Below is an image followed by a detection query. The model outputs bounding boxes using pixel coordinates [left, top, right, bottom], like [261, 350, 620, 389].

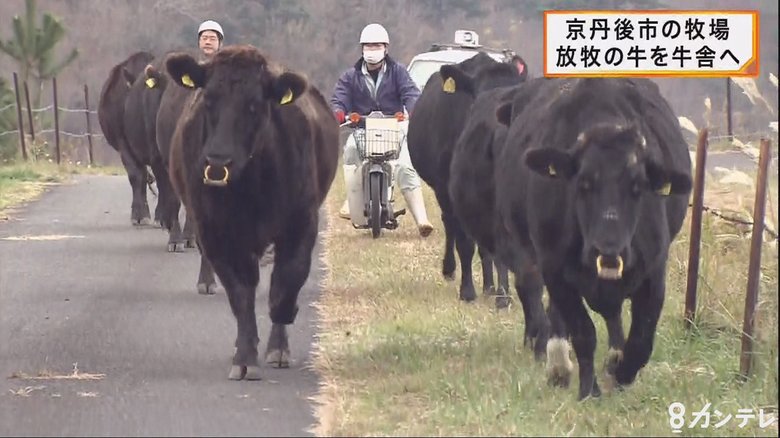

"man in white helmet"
[197, 20, 224, 61]
[330, 23, 434, 237]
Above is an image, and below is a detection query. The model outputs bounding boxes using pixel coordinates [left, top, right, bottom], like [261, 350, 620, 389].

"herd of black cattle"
[97, 44, 693, 400]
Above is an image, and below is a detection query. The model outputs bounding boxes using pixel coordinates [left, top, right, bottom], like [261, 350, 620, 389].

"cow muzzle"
[203, 164, 230, 187]
[596, 254, 624, 280]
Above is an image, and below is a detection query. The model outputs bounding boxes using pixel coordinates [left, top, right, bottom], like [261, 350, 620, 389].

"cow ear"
[166, 53, 206, 89]
[645, 160, 693, 196]
[272, 72, 308, 105]
[496, 102, 512, 127]
[143, 64, 164, 89]
[122, 67, 136, 86]
[524, 148, 576, 179]
[512, 56, 528, 81]
[439, 65, 475, 96]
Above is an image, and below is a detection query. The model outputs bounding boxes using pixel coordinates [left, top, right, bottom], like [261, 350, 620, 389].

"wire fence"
[1, 78, 777, 227]
[0, 74, 112, 166]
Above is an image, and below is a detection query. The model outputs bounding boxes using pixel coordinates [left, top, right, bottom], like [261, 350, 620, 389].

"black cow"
[448, 83, 551, 358]
[122, 56, 178, 231]
[143, 49, 200, 252]
[495, 77, 692, 400]
[166, 45, 339, 379]
[97, 51, 155, 225]
[407, 51, 527, 305]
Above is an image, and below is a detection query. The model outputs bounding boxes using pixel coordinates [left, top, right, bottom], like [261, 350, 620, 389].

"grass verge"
[313, 167, 778, 437]
[0, 161, 124, 215]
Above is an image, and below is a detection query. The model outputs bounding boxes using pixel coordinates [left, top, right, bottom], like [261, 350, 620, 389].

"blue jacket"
[330, 55, 420, 116]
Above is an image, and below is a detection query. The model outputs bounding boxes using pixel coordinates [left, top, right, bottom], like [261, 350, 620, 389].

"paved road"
[0, 175, 326, 437]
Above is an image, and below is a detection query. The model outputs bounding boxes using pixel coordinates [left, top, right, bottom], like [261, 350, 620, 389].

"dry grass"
[312, 162, 779, 437]
[9, 363, 106, 381]
[8, 385, 47, 397]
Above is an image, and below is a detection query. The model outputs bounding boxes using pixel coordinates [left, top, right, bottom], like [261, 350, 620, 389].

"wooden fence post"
[685, 128, 708, 329]
[726, 78, 733, 141]
[23, 81, 35, 142]
[83, 84, 94, 166]
[52, 76, 61, 165]
[739, 138, 772, 380]
[12, 72, 28, 161]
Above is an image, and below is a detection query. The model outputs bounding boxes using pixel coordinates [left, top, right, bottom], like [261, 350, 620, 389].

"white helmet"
[198, 20, 224, 40]
[359, 23, 389, 45]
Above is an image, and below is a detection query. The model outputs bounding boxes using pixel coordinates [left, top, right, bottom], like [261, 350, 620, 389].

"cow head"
[165, 45, 307, 187]
[439, 53, 527, 97]
[524, 123, 692, 280]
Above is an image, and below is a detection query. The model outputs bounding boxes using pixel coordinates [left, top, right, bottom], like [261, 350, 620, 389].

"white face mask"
[363, 48, 385, 65]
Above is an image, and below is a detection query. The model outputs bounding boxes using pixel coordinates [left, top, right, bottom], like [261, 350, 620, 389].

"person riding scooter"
[330, 23, 434, 238]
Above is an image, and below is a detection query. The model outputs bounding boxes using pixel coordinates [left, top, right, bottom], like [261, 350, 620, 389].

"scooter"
[340, 111, 407, 238]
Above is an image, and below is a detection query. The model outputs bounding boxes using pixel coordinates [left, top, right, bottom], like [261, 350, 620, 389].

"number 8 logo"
[668, 402, 686, 431]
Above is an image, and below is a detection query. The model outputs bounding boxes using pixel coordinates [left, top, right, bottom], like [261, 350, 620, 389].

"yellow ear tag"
[280, 88, 293, 105]
[145, 77, 157, 88]
[657, 182, 671, 196]
[443, 77, 456, 93]
[548, 165, 557, 176]
[181, 74, 195, 88]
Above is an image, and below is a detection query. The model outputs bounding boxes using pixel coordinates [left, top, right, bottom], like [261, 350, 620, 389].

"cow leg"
[494, 260, 512, 309]
[265, 213, 318, 368]
[545, 301, 573, 388]
[477, 245, 495, 295]
[601, 308, 626, 393]
[209, 251, 261, 381]
[158, 180, 187, 253]
[166, 202, 186, 253]
[612, 268, 665, 388]
[119, 148, 151, 226]
[515, 261, 551, 359]
[149, 158, 172, 230]
[195, 239, 219, 295]
[434, 191, 457, 281]
[183, 210, 197, 248]
[453, 225, 477, 302]
[543, 272, 600, 400]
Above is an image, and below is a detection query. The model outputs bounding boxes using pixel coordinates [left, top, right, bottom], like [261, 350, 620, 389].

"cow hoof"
[605, 348, 623, 374]
[589, 381, 602, 399]
[265, 349, 290, 368]
[484, 286, 498, 296]
[197, 282, 219, 295]
[185, 238, 197, 249]
[167, 241, 186, 253]
[153, 219, 163, 228]
[228, 365, 262, 380]
[138, 217, 153, 226]
[546, 338, 573, 388]
[442, 259, 456, 281]
[495, 293, 512, 310]
[602, 370, 619, 394]
[459, 286, 477, 303]
[259, 247, 275, 267]
[603, 349, 623, 392]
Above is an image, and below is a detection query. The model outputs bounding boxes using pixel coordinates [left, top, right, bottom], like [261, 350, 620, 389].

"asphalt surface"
[0, 175, 327, 437]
